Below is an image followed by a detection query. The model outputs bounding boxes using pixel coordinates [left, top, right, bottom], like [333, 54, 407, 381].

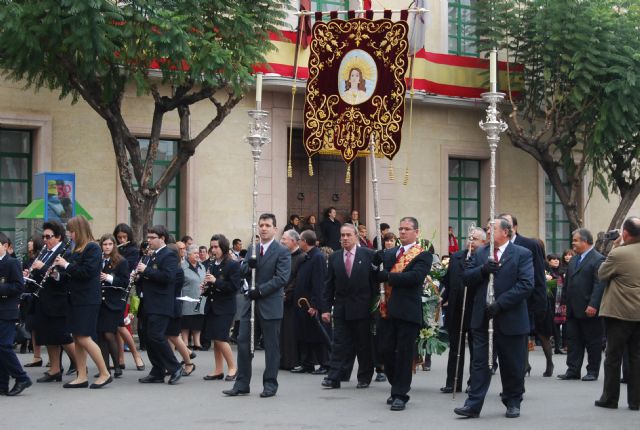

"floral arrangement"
[416, 261, 449, 357]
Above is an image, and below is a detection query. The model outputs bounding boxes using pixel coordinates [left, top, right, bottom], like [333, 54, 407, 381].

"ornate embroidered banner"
[303, 18, 409, 164]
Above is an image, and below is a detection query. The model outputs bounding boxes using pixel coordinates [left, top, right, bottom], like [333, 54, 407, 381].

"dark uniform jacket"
[100, 258, 129, 312]
[324, 246, 377, 320]
[0, 256, 25, 320]
[205, 259, 243, 316]
[564, 249, 606, 319]
[140, 246, 179, 317]
[30, 242, 72, 317]
[62, 241, 102, 306]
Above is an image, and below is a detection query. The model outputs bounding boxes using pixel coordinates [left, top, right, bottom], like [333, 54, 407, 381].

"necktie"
[103, 259, 109, 269]
[260, 245, 264, 257]
[41, 250, 52, 264]
[345, 251, 353, 277]
[493, 247, 499, 262]
[396, 246, 405, 262]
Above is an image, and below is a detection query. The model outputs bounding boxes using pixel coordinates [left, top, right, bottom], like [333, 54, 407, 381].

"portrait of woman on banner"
[338, 50, 377, 106]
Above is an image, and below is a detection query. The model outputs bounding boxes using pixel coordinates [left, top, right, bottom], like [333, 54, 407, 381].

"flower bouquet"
[416, 262, 449, 357]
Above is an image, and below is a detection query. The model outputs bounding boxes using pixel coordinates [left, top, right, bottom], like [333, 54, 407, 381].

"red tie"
[396, 246, 405, 262]
[493, 247, 499, 262]
[345, 251, 353, 277]
[260, 245, 264, 257]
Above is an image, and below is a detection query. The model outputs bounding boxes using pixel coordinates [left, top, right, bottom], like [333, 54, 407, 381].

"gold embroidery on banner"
[304, 18, 408, 164]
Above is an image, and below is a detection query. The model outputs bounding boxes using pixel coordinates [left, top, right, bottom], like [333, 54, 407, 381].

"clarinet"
[24, 246, 49, 283]
[121, 245, 150, 302]
[194, 258, 213, 313]
[33, 239, 72, 298]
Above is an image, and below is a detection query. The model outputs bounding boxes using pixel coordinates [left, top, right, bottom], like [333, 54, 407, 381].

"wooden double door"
[286, 129, 363, 224]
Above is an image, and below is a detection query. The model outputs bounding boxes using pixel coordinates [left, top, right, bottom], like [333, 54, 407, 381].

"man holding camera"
[558, 228, 605, 382]
[595, 216, 640, 411]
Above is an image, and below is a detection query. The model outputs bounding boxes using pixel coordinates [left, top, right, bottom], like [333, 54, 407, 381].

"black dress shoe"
[505, 406, 520, 418]
[454, 406, 480, 418]
[225, 373, 237, 381]
[168, 367, 182, 385]
[260, 390, 276, 398]
[321, 378, 340, 389]
[582, 374, 598, 381]
[223, 387, 249, 396]
[594, 400, 618, 409]
[390, 398, 407, 411]
[114, 368, 123, 378]
[189, 351, 197, 360]
[356, 382, 370, 389]
[290, 366, 313, 374]
[311, 367, 329, 375]
[37, 372, 62, 383]
[387, 396, 394, 405]
[7, 379, 32, 396]
[90, 376, 113, 389]
[629, 405, 639, 411]
[204, 373, 224, 381]
[138, 375, 165, 383]
[440, 386, 454, 394]
[24, 359, 43, 368]
[63, 381, 89, 388]
[557, 373, 580, 380]
[136, 362, 146, 371]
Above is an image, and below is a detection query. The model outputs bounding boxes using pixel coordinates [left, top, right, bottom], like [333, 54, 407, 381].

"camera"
[604, 230, 620, 241]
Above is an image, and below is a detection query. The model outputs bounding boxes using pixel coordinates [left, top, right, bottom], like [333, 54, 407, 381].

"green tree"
[0, 0, 287, 240]
[475, 0, 640, 246]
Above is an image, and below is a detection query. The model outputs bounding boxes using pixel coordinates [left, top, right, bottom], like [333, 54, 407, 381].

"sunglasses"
[42, 234, 54, 240]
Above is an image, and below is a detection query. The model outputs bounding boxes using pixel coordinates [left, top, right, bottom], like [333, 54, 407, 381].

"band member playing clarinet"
[202, 235, 242, 381]
[0, 232, 32, 396]
[454, 218, 533, 418]
[54, 215, 112, 389]
[97, 234, 129, 378]
[224, 213, 290, 397]
[28, 221, 77, 383]
[137, 225, 182, 385]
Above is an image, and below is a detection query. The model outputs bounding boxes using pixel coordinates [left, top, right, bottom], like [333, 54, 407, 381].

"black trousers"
[566, 317, 603, 376]
[600, 318, 640, 408]
[377, 317, 420, 401]
[445, 327, 474, 390]
[0, 319, 30, 389]
[327, 317, 373, 384]
[465, 328, 527, 412]
[145, 314, 180, 377]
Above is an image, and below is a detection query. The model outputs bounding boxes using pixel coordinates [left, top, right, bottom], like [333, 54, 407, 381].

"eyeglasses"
[146, 235, 159, 240]
[42, 234, 54, 240]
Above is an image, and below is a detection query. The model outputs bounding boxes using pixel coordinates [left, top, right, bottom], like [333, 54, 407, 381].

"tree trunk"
[129, 197, 158, 245]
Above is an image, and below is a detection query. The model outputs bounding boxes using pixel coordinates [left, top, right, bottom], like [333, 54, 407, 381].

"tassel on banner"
[345, 164, 351, 184]
[403, 167, 409, 185]
[388, 160, 395, 181]
[308, 157, 314, 176]
[287, 159, 293, 178]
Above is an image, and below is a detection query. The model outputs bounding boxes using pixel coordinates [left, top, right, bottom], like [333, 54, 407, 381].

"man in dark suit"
[321, 224, 376, 389]
[558, 228, 605, 381]
[0, 232, 32, 396]
[374, 217, 432, 411]
[224, 213, 291, 398]
[454, 218, 534, 419]
[440, 226, 486, 393]
[137, 225, 182, 385]
[320, 207, 341, 251]
[294, 229, 329, 374]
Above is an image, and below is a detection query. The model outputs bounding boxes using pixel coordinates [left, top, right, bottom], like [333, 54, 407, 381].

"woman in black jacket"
[54, 215, 111, 389]
[96, 234, 129, 378]
[202, 234, 243, 381]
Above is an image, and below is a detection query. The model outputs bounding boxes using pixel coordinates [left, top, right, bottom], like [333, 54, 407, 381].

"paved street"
[4, 347, 638, 429]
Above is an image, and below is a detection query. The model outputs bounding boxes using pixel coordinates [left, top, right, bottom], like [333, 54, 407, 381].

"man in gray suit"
[558, 228, 606, 381]
[224, 213, 291, 397]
